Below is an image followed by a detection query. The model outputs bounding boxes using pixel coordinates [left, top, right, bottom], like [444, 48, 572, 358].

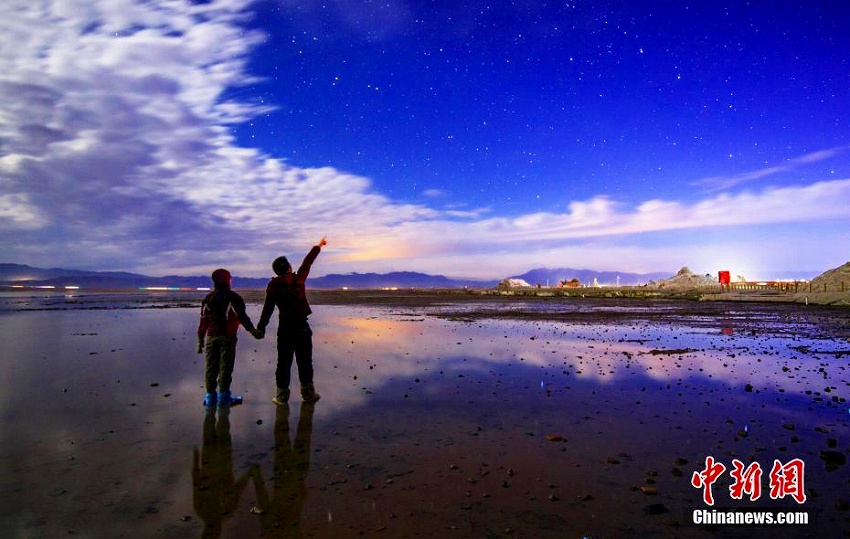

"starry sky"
[2, 0, 850, 280]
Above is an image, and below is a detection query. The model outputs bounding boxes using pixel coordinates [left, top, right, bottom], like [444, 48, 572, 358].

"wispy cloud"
[324, 179, 850, 257]
[693, 147, 849, 191]
[1, 1, 847, 279]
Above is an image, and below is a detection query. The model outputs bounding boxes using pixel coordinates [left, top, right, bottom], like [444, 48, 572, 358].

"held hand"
[318, 236, 328, 247]
[196, 338, 204, 354]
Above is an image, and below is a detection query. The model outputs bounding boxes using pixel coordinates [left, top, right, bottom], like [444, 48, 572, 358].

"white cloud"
[1, 0, 847, 278]
[0, 193, 49, 229]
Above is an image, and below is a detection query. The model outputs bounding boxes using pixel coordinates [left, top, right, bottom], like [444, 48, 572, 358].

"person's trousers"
[275, 320, 313, 390]
[204, 335, 237, 393]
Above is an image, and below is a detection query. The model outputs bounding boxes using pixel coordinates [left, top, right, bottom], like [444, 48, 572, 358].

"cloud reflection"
[300, 308, 845, 408]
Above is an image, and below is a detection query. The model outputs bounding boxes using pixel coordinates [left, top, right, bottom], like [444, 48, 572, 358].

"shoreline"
[3, 286, 850, 311]
[307, 287, 849, 307]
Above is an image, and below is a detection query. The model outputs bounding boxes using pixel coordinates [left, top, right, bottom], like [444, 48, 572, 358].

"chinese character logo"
[691, 456, 806, 505]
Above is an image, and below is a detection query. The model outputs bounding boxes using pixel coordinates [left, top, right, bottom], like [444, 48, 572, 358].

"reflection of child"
[197, 268, 262, 407]
[192, 407, 258, 535]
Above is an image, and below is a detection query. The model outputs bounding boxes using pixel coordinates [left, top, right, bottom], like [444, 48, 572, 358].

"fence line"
[723, 281, 847, 293]
[495, 281, 849, 295]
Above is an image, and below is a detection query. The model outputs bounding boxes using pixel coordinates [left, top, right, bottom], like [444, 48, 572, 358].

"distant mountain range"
[0, 263, 497, 289]
[0, 263, 675, 290]
[511, 267, 671, 287]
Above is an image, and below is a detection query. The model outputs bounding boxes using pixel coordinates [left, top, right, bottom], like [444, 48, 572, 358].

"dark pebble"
[646, 503, 669, 515]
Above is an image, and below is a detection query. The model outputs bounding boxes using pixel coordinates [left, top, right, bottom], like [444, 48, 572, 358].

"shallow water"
[0, 290, 205, 311]
[0, 299, 847, 538]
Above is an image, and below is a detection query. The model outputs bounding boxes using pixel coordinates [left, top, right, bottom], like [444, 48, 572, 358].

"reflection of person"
[253, 403, 315, 536]
[197, 268, 262, 407]
[192, 407, 257, 538]
[256, 238, 327, 404]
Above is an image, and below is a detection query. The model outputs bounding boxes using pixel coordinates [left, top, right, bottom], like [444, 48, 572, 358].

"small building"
[498, 278, 532, 289]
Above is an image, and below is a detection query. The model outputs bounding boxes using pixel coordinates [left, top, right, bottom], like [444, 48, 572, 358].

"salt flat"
[0, 292, 847, 538]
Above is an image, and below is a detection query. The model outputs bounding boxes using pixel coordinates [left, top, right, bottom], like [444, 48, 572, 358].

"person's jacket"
[198, 288, 256, 338]
[258, 246, 321, 331]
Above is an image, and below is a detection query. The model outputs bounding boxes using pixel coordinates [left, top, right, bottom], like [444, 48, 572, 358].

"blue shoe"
[203, 391, 218, 408]
[218, 390, 243, 407]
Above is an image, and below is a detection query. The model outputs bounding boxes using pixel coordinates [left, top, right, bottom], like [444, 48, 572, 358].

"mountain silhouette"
[0, 263, 684, 290]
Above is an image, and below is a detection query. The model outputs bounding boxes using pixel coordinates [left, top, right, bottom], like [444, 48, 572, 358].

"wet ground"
[0, 291, 848, 538]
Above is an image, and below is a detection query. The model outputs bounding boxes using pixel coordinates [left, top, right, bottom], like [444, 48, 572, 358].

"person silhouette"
[252, 402, 316, 536]
[255, 237, 327, 405]
[192, 407, 257, 538]
[197, 268, 263, 407]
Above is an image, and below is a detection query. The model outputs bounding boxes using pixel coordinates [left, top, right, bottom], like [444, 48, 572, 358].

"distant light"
[140, 286, 180, 291]
[196, 287, 210, 291]
[35, 285, 55, 289]
[341, 286, 349, 291]
[65, 286, 80, 290]
[12, 285, 24, 289]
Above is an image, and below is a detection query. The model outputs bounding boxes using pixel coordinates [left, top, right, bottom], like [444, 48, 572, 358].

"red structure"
[718, 271, 731, 286]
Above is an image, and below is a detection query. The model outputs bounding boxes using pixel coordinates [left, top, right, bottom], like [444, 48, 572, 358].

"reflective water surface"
[0, 297, 847, 538]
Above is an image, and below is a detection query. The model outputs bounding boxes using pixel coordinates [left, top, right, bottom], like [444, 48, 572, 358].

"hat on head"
[211, 268, 232, 288]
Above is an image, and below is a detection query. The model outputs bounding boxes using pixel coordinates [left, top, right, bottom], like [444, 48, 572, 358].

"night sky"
[3, 0, 850, 280]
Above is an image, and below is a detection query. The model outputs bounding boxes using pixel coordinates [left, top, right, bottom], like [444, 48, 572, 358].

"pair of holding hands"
[195, 328, 264, 353]
[250, 328, 265, 339]
[196, 236, 326, 353]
